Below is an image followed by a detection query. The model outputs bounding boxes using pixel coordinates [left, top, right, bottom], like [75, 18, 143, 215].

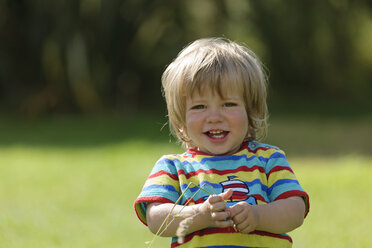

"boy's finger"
[208, 189, 233, 206]
[210, 201, 227, 212]
[227, 202, 244, 217]
[214, 219, 234, 228]
[221, 188, 233, 201]
[211, 210, 231, 220]
[208, 194, 224, 204]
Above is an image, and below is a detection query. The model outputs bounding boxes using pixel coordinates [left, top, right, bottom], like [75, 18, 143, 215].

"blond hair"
[162, 37, 268, 148]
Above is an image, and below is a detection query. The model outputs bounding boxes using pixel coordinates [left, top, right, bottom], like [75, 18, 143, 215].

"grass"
[0, 142, 174, 248]
[290, 156, 372, 248]
[0, 114, 371, 247]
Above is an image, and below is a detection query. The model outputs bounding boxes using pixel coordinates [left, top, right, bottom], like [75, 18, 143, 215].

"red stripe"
[252, 231, 293, 243]
[266, 166, 294, 179]
[180, 197, 201, 205]
[233, 191, 248, 196]
[171, 227, 236, 247]
[134, 196, 175, 204]
[224, 184, 248, 189]
[251, 194, 267, 203]
[171, 227, 292, 247]
[184, 194, 267, 206]
[148, 170, 179, 180]
[232, 196, 248, 201]
[178, 165, 265, 179]
[194, 198, 205, 204]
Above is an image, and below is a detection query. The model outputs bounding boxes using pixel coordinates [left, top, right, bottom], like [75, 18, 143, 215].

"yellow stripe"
[178, 170, 267, 186]
[253, 148, 285, 158]
[144, 175, 180, 190]
[267, 170, 297, 188]
[256, 199, 267, 205]
[176, 232, 291, 248]
[163, 148, 283, 163]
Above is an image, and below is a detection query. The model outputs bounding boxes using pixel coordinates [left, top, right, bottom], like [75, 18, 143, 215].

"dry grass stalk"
[146, 183, 215, 247]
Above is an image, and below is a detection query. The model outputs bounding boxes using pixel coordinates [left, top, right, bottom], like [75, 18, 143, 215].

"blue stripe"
[199, 154, 257, 163]
[154, 143, 286, 174]
[181, 181, 220, 193]
[157, 155, 270, 172]
[142, 184, 178, 193]
[265, 152, 286, 162]
[199, 153, 285, 164]
[180, 179, 270, 202]
[246, 178, 265, 189]
[180, 179, 269, 194]
[267, 179, 300, 195]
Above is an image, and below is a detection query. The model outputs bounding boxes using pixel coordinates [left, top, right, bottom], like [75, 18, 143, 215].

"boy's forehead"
[188, 84, 243, 99]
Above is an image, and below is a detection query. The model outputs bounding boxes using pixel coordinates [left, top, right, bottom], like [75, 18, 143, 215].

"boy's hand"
[228, 202, 259, 234]
[197, 189, 234, 228]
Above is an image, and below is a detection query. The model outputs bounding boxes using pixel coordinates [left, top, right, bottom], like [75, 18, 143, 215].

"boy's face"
[185, 88, 248, 155]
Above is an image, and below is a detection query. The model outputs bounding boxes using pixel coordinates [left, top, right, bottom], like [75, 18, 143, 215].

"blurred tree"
[249, 0, 372, 112]
[0, 0, 371, 117]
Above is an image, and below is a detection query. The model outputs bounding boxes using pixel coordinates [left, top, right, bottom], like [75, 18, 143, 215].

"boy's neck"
[187, 141, 250, 156]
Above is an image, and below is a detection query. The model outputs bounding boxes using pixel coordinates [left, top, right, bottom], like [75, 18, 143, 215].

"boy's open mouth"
[204, 130, 229, 139]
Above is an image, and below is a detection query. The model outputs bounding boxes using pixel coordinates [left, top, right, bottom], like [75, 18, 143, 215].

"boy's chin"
[201, 146, 239, 156]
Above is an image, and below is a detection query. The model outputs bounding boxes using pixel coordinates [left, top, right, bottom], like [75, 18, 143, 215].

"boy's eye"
[191, 105, 206, 110]
[224, 102, 237, 107]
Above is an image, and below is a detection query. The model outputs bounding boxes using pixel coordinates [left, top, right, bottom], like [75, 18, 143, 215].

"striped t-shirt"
[134, 141, 309, 248]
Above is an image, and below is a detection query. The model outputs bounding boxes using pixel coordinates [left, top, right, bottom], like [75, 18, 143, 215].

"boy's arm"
[146, 203, 208, 237]
[146, 189, 234, 237]
[229, 196, 306, 234]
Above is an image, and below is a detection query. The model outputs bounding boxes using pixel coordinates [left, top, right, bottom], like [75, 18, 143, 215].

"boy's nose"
[206, 107, 223, 122]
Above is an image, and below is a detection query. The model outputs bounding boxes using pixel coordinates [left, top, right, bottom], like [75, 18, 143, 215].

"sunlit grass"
[0, 116, 371, 247]
[290, 156, 372, 248]
[0, 142, 178, 248]
[1, 143, 371, 248]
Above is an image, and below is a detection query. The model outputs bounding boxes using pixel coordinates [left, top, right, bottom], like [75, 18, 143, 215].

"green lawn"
[0, 115, 371, 247]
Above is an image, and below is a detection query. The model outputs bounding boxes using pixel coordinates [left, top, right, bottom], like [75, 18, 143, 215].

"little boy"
[134, 38, 309, 248]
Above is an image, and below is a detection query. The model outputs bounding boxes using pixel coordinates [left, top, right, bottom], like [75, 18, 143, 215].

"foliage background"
[1, 0, 372, 117]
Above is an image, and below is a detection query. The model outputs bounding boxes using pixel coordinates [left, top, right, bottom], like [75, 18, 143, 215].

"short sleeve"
[265, 149, 310, 217]
[134, 156, 181, 225]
